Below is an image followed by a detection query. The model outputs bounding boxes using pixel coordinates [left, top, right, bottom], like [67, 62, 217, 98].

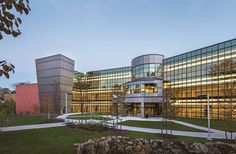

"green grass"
[0, 115, 63, 127]
[119, 120, 205, 132]
[176, 117, 236, 132]
[0, 126, 211, 154]
[0, 127, 101, 154]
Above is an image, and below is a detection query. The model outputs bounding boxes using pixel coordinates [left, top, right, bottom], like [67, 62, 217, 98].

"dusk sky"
[1, 0, 236, 89]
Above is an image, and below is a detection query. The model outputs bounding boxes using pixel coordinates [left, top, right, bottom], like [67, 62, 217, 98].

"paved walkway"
[169, 119, 223, 133]
[116, 125, 227, 139]
[62, 114, 236, 139]
[1, 114, 236, 140]
[0, 122, 65, 132]
[105, 116, 164, 122]
[104, 116, 236, 139]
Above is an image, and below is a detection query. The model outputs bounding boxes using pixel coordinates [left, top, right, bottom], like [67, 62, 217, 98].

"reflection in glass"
[132, 64, 162, 79]
[127, 83, 158, 94]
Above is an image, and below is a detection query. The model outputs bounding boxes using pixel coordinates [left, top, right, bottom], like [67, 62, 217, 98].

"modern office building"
[163, 39, 236, 119]
[36, 38, 236, 119]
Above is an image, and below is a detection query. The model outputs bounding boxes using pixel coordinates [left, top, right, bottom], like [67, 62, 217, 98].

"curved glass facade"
[127, 83, 158, 94]
[132, 63, 162, 79]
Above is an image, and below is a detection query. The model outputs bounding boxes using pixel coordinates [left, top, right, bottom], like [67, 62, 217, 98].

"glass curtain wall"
[164, 39, 236, 119]
[72, 67, 132, 114]
[132, 64, 162, 79]
[127, 83, 158, 94]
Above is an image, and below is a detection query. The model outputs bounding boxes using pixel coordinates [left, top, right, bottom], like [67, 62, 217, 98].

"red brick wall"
[15, 83, 40, 114]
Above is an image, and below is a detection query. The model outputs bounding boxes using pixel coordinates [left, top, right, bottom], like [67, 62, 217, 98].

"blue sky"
[1, 0, 236, 89]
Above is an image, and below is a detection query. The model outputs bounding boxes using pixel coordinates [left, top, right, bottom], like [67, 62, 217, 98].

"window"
[145, 84, 158, 93]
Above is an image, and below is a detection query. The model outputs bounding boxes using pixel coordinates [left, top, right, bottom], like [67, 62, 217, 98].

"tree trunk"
[6, 116, 9, 125]
[225, 131, 228, 139]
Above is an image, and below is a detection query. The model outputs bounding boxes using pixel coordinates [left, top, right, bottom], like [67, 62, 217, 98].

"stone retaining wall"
[74, 136, 236, 154]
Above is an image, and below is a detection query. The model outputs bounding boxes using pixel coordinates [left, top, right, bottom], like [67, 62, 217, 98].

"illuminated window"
[145, 84, 158, 93]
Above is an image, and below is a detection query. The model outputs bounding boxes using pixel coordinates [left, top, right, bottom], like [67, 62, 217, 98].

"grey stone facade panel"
[35, 54, 75, 114]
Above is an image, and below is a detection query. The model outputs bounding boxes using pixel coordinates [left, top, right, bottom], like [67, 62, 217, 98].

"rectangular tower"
[35, 54, 75, 114]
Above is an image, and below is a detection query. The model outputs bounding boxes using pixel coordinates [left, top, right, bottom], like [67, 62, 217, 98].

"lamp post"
[112, 94, 119, 121]
[65, 92, 72, 120]
[50, 80, 59, 114]
[65, 92, 68, 119]
[198, 94, 211, 140]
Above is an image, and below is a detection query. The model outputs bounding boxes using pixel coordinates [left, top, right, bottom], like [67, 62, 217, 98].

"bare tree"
[221, 81, 236, 139]
[222, 81, 236, 119]
[73, 74, 90, 122]
[50, 80, 60, 116]
[0, 107, 6, 126]
[210, 60, 236, 120]
[111, 84, 127, 129]
[161, 81, 175, 135]
[112, 84, 127, 117]
[210, 59, 236, 139]
[32, 103, 40, 114]
[42, 94, 54, 120]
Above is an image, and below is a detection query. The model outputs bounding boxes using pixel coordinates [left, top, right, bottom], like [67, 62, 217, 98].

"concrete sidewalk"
[64, 114, 236, 139]
[169, 119, 223, 133]
[0, 122, 66, 132]
[117, 125, 236, 139]
[1, 114, 235, 140]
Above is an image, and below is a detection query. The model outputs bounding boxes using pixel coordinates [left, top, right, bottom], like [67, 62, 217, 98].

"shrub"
[66, 121, 114, 132]
[159, 134, 178, 141]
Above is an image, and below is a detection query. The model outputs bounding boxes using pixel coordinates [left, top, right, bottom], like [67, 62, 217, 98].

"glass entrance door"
[144, 103, 160, 117]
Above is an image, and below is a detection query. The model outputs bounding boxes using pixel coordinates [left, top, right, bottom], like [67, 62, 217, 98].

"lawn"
[0, 126, 209, 154]
[0, 115, 63, 127]
[176, 117, 236, 132]
[119, 120, 205, 132]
